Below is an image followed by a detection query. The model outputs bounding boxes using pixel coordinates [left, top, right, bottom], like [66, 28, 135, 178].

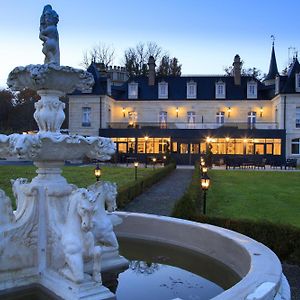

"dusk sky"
[0, 0, 299, 88]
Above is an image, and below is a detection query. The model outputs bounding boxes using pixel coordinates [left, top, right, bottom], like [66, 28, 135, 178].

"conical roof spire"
[264, 38, 279, 82]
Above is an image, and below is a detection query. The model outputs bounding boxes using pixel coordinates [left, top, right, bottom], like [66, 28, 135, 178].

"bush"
[117, 163, 176, 208]
[172, 163, 300, 264]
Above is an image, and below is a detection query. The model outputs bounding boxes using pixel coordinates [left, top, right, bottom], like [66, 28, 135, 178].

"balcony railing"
[106, 122, 278, 130]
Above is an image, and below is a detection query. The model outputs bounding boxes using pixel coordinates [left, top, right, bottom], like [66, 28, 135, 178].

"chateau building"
[69, 45, 300, 165]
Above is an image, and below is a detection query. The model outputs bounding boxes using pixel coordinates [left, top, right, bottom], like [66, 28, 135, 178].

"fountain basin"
[7, 64, 94, 94]
[114, 212, 290, 300]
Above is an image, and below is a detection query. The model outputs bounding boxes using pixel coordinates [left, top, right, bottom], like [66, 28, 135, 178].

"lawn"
[0, 165, 155, 207]
[207, 170, 300, 228]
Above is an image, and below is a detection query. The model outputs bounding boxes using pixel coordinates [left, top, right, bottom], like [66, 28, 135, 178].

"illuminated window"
[128, 82, 138, 99]
[158, 81, 168, 99]
[82, 107, 91, 127]
[187, 81, 197, 99]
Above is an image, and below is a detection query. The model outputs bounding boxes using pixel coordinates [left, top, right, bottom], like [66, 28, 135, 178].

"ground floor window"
[292, 138, 300, 154]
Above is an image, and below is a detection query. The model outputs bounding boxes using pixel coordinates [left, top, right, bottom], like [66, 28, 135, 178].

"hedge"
[172, 164, 300, 264]
[117, 163, 176, 208]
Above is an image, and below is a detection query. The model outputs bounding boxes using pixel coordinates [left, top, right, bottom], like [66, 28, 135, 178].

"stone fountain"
[0, 5, 127, 300]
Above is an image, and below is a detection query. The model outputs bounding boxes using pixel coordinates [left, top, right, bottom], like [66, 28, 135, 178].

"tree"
[0, 89, 14, 132]
[157, 55, 182, 77]
[81, 43, 115, 68]
[224, 61, 264, 80]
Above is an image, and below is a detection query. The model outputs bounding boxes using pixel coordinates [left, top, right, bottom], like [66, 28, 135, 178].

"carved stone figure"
[11, 178, 29, 220]
[39, 5, 60, 65]
[88, 181, 119, 250]
[60, 188, 102, 283]
[0, 189, 15, 226]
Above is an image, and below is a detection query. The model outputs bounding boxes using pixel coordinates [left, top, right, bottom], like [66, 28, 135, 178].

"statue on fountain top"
[39, 5, 60, 65]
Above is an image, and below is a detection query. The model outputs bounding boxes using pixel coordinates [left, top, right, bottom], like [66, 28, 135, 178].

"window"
[247, 80, 257, 99]
[128, 82, 138, 99]
[248, 111, 256, 129]
[158, 81, 168, 99]
[215, 81, 226, 99]
[296, 108, 300, 128]
[187, 111, 195, 128]
[82, 107, 91, 127]
[187, 81, 197, 99]
[216, 111, 225, 124]
[128, 111, 138, 128]
[275, 76, 280, 94]
[296, 73, 300, 92]
[159, 111, 167, 128]
[292, 138, 300, 154]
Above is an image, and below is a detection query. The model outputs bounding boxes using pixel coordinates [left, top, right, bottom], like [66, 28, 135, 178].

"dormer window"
[247, 80, 257, 99]
[215, 81, 226, 99]
[158, 81, 168, 99]
[187, 81, 197, 99]
[128, 82, 138, 99]
[275, 76, 280, 94]
[295, 73, 300, 92]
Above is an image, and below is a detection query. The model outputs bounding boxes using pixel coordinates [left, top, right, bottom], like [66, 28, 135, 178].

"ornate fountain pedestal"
[0, 6, 127, 297]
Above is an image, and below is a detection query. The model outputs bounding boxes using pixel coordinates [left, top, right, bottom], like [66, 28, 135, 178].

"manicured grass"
[208, 170, 300, 228]
[0, 165, 156, 207]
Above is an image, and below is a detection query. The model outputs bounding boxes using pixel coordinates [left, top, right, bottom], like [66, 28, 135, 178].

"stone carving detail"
[0, 189, 15, 225]
[88, 181, 119, 250]
[86, 137, 116, 161]
[9, 134, 42, 159]
[34, 96, 65, 133]
[60, 188, 102, 283]
[39, 5, 60, 65]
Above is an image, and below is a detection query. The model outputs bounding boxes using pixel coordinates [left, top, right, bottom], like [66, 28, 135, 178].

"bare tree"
[81, 43, 115, 68]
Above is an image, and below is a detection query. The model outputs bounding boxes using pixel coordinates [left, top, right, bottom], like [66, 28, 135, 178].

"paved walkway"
[124, 167, 193, 216]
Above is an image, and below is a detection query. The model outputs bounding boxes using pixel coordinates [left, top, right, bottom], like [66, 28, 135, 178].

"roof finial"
[271, 35, 275, 47]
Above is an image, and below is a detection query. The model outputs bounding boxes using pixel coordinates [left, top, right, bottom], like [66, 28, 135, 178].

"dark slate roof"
[111, 75, 271, 100]
[280, 58, 300, 93]
[264, 44, 279, 81]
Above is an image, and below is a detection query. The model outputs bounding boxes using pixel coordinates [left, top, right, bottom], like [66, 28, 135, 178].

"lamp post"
[94, 164, 101, 182]
[144, 136, 149, 168]
[202, 166, 208, 175]
[200, 173, 210, 215]
[134, 161, 139, 181]
[163, 155, 167, 166]
[152, 157, 156, 169]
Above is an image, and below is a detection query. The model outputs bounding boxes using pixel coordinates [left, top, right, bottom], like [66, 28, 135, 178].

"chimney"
[233, 54, 241, 85]
[148, 56, 156, 86]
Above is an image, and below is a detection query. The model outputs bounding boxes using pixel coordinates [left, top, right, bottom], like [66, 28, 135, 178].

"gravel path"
[124, 168, 193, 216]
[123, 167, 299, 299]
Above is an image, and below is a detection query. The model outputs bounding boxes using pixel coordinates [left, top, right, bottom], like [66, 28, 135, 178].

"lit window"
[215, 81, 226, 99]
[158, 81, 168, 99]
[128, 111, 138, 127]
[82, 107, 91, 127]
[159, 111, 167, 128]
[216, 111, 225, 124]
[247, 81, 257, 99]
[292, 138, 300, 154]
[296, 107, 300, 128]
[187, 111, 195, 128]
[187, 81, 197, 99]
[296, 73, 300, 92]
[128, 82, 138, 99]
[248, 111, 256, 129]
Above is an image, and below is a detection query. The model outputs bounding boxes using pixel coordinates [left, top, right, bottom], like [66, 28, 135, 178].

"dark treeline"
[0, 88, 69, 134]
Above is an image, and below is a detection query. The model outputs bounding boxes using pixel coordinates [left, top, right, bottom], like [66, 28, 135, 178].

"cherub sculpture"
[39, 5, 60, 65]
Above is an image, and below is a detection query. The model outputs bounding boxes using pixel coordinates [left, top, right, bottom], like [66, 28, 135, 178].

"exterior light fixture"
[201, 160, 205, 167]
[134, 161, 139, 180]
[94, 164, 101, 182]
[260, 107, 263, 118]
[200, 173, 211, 215]
[122, 107, 126, 118]
[152, 157, 157, 169]
[176, 107, 179, 118]
[227, 107, 231, 118]
[225, 137, 230, 142]
[243, 138, 248, 143]
[206, 137, 211, 143]
[202, 166, 208, 174]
